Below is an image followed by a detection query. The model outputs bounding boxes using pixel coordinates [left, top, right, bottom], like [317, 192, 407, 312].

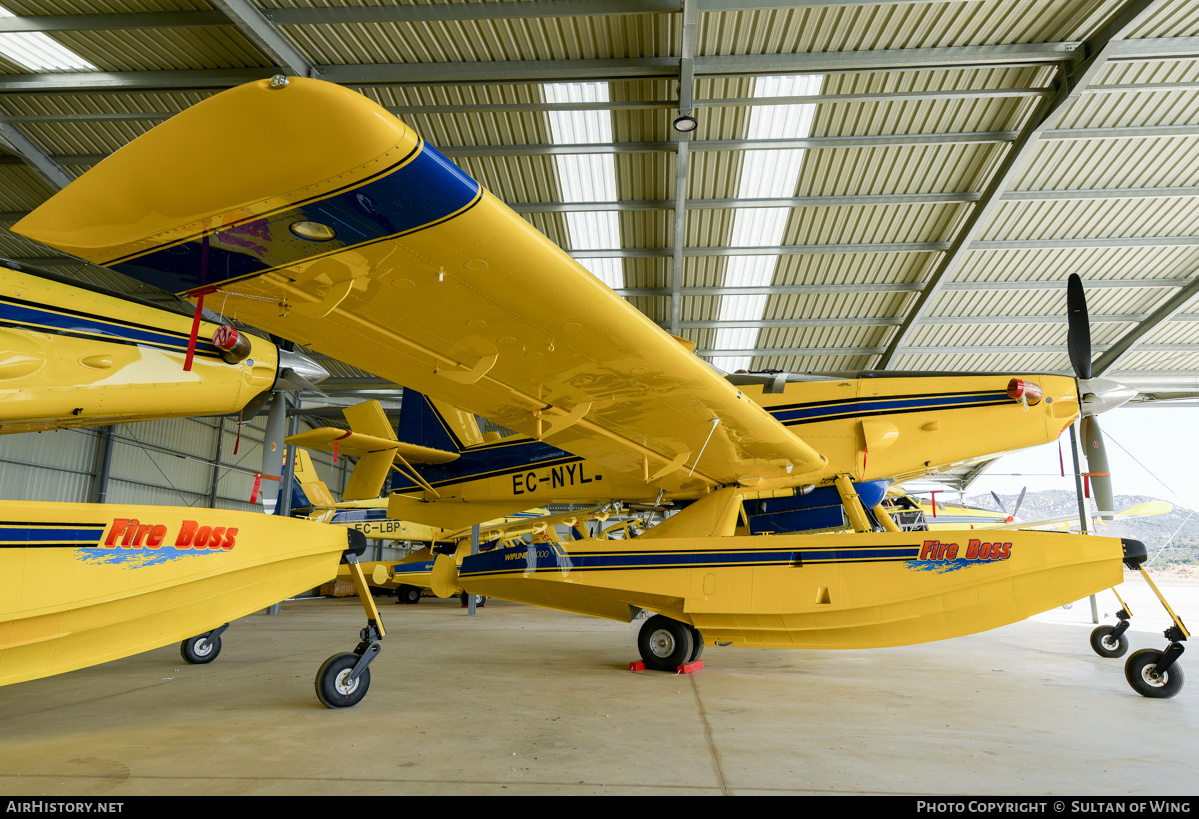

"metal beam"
[0, 86, 1052, 123]
[569, 241, 950, 257]
[875, 0, 1170, 370]
[0, 120, 72, 190]
[566, 235, 1199, 258]
[701, 343, 1199, 358]
[439, 131, 1018, 156]
[671, 313, 1188, 330]
[9, 181, 1199, 224]
[1092, 276, 1199, 375]
[509, 185, 1199, 213]
[12, 120, 1199, 171]
[0, 2, 1001, 33]
[208, 0, 313, 79]
[615, 278, 1193, 297]
[0, 36, 1190, 94]
[0, 44, 1085, 93]
[670, 0, 697, 336]
[90, 426, 115, 505]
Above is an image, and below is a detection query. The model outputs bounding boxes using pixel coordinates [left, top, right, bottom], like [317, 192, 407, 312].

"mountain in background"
[961, 490, 1199, 566]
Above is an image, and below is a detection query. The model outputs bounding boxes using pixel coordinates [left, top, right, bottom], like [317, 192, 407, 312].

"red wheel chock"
[628, 660, 704, 674]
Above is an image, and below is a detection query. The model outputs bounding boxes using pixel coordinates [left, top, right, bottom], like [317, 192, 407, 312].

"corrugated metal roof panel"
[696, 0, 1116, 56]
[954, 246, 1199, 284]
[0, 165, 55, 209]
[983, 196, 1199, 241]
[47, 27, 264, 72]
[1017, 135, 1199, 194]
[277, 8, 677, 66]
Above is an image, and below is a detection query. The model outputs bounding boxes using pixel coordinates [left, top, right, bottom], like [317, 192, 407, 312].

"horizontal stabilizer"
[387, 493, 531, 530]
[1115, 501, 1172, 518]
[286, 427, 458, 463]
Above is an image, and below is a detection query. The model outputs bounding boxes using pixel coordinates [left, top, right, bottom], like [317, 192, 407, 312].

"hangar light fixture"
[543, 82, 624, 290]
[0, 5, 95, 72]
[673, 114, 698, 133]
[710, 74, 823, 374]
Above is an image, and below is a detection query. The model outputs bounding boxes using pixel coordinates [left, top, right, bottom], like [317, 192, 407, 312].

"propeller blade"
[990, 491, 1006, 514]
[1011, 486, 1027, 520]
[1082, 416, 1114, 521]
[1067, 273, 1092, 380]
[260, 392, 288, 514]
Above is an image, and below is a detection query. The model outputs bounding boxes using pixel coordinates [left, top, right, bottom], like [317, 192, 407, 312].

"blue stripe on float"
[459, 543, 923, 577]
[111, 142, 482, 294]
[0, 526, 105, 544]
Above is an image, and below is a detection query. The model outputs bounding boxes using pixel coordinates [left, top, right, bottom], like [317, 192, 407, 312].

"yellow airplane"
[10, 75, 1188, 699]
[270, 446, 448, 605]
[0, 261, 393, 706]
[0, 258, 329, 434]
[283, 402, 551, 603]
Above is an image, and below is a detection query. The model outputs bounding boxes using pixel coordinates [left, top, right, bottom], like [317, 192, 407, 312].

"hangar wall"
[0, 413, 347, 513]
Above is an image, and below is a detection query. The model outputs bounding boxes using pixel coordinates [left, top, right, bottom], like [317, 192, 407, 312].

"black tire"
[459, 592, 486, 608]
[1125, 649, 1184, 699]
[687, 625, 704, 663]
[396, 585, 422, 604]
[638, 615, 694, 671]
[315, 652, 371, 708]
[180, 633, 221, 664]
[1090, 625, 1128, 659]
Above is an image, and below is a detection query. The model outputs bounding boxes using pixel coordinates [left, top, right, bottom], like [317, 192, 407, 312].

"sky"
[939, 405, 1199, 512]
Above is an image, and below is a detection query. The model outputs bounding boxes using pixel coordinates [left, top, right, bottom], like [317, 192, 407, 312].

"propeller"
[989, 487, 1026, 523]
[250, 344, 330, 514]
[260, 391, 289, 515]
[1065, 274, 1134, 521]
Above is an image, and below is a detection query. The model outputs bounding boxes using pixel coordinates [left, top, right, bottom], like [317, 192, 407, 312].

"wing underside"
[15, 77, 824, 495]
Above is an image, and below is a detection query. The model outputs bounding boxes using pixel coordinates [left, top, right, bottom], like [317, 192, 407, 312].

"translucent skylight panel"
[544, 82, 624, 290]
[0, 5, 95, 71]
[711, 74, 822, 373]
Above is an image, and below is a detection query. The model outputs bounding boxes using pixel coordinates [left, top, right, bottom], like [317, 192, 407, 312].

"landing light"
[290, 221, 336, 242]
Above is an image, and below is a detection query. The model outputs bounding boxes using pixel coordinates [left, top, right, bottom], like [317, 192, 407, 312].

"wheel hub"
[194, 639, 212, 656]
[1140, 666, 1167, 687]
[649, 629, 675, 658]
[334, 669, 360, 696]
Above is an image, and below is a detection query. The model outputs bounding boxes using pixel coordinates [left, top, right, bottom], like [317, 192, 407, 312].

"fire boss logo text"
[104, 518, 238, 550]
[919, 539, 1011, 561]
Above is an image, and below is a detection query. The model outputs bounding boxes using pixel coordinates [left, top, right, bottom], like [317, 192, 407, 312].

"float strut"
[1135, 566, 1188, 676]
[342, 552, 385, 684]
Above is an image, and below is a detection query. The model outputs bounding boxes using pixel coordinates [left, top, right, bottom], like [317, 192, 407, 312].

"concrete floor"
[0, 578, 1196, 797]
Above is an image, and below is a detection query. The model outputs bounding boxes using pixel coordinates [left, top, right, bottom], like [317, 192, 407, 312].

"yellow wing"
[16, 76, 825, 494]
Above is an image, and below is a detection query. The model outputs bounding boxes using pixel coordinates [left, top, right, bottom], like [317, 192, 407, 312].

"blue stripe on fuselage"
[390, 437, 580, 493]
[0, 298, 222, 357]
[769, 392, 1010, 426]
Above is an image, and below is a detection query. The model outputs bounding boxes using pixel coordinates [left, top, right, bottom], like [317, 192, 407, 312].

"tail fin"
[398, 390, 482, 452]
[292, 448, 337, 510]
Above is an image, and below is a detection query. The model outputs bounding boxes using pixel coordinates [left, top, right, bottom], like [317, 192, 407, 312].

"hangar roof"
[2, 0, 1199, 394]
